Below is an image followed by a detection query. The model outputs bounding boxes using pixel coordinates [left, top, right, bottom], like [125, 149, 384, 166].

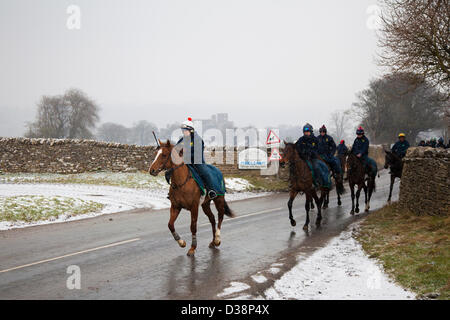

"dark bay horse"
[317, 155, 345, 209]
[149, 140, 234, 256]
[280, 142, 325, 230]
[347, 152, 376, 214]
[384, 150, 403, 204]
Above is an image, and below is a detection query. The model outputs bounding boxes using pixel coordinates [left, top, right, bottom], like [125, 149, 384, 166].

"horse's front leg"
[350, 184, 355, 215]
[168, 206, 185, 248]
[187, 205, 199, 256]
[287, 190, 298, 227]
[303, 194, 311, 230]
[387, 175, 395, 204]
[355, 185, 362, 213]
[312, 191, 322, 227]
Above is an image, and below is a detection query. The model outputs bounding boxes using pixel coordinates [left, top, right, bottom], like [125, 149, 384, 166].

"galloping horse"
[149, 140, 234, 256]
[384, 150, 403, 204]
[280, 142, 325, 230]
[347, 152, 376, 214]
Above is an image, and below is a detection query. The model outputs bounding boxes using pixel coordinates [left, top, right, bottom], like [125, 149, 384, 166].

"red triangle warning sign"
[269, 148, 282, 161]
[266, 130, 281, 145]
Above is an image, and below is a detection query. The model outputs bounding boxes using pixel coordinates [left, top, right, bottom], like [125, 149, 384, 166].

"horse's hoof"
[338, 200, 342, 206]
[315, 220, 321, 227]
[350, 210, 354, 215]
[355, 208, 360, 213]
[187, 248, 196, 256]
[214, 239, 221, 247]
[209, 241, 215, 248]
[303, 225, 308, 231]
[177, 239, 186, 248]
[387, 200, 391, 205]
[290, 219, 297, 227]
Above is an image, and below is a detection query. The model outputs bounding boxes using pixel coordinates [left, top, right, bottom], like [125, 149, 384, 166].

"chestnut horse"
[149, 140, 234, 256]
[280, 142, 325, 230]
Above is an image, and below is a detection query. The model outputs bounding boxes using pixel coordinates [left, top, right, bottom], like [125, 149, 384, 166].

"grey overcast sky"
[0, 0, 382, 137]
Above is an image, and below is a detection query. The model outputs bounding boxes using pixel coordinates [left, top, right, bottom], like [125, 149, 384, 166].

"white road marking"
[199, 207, 284, 227]
[0, 238, 140, 274]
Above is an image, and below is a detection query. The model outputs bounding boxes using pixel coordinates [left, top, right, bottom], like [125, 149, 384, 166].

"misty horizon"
[1, 0, 380, 137]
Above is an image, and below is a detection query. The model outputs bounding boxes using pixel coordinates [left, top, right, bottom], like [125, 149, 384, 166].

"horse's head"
[280, 141, 296, 167]
[384, 150, 401, 169]
[149, 139, 183, 176]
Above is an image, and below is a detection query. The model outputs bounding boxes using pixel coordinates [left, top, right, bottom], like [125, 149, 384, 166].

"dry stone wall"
[399, 147, 449, 216]
[0, 137, 384, 179]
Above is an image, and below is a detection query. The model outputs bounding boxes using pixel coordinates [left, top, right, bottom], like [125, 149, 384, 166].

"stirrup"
[208, 190, 217, 199]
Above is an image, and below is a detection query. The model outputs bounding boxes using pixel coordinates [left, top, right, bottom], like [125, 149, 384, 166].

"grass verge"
[355, 202, 450, 299]
[0, 195, 104, 222]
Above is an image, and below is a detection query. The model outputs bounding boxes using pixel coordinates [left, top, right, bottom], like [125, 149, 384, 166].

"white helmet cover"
[181, 117, 194, 131]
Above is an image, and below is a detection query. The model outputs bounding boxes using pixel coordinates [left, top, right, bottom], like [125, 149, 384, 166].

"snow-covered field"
[219, 225, 416, 300]
[0, 174, 267, 230]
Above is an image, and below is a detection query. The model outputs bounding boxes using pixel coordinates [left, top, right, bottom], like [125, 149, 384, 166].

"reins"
[168, 163, 192, 190]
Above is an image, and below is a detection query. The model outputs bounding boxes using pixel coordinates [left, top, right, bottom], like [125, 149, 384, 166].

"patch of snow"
[251, 274, 268, 284]
[225, 178, 254, 192]
[267, 267, 281, 274]
[0, 183, 268, 230]
[217, 282, 251, 297]
[263, 227, 416, 300]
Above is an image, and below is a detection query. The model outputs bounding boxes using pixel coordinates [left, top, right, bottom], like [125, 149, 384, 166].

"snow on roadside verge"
[263, 225, 416, 300]
[0, 183, 269, 231]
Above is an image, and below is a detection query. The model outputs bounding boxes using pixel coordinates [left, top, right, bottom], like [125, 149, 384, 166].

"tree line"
[352, 0, 449, 144]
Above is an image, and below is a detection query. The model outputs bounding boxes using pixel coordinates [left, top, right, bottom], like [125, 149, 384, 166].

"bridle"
[153, 146, 192, 190]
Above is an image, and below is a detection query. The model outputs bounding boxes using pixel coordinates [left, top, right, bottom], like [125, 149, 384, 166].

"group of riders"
[173, 117, 420, 197]
[154, 118, 431, 254]
[417, 137, 449, 149]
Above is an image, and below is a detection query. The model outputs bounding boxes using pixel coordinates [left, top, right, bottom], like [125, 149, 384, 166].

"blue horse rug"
[186, 164, 226, 196]
[305, 159, 332, 189]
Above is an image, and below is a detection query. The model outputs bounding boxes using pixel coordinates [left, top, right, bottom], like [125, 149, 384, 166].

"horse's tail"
[224, 200, 235, 218]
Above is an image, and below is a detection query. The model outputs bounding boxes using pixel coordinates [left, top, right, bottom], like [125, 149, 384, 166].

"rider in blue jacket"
[337, 140, 348, 156]
[176, 117, 217, 198]
[317, 125, 341, 175]
[351, 126, 377, 176]
[391, 133, 410, 158]
[295, 123, 331, 188]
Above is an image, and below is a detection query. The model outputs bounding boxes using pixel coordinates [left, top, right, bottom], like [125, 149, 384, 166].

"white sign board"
[238, 148, 268, 169]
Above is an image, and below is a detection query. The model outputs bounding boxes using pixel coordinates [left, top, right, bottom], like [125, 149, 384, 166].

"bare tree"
[329, 109, 351, 141]
[129, 120, 159, 146]
[352, 73, 446, 143]
[64, 88, 100, 139]
[96, 122, 131, 144]
[26, 88, 100, 139]
[378, 0, 450, 96]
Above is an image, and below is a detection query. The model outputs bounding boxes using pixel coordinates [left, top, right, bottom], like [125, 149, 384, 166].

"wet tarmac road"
[0, 171, 399, 299]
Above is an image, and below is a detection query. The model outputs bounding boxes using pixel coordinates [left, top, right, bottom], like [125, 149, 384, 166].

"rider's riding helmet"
[398, 133, 406, 138]
[181, 117, 194, 132]
[303, 123, 313, 133]
[319, 125, 327, 134]
[340, 140, 345, 144]
[356, 126, 364, 135]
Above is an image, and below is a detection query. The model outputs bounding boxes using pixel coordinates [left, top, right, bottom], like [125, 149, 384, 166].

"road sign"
[269, 148, 282, 161]
[238, 148, 268, 169]
[266, 130, 281, 145]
